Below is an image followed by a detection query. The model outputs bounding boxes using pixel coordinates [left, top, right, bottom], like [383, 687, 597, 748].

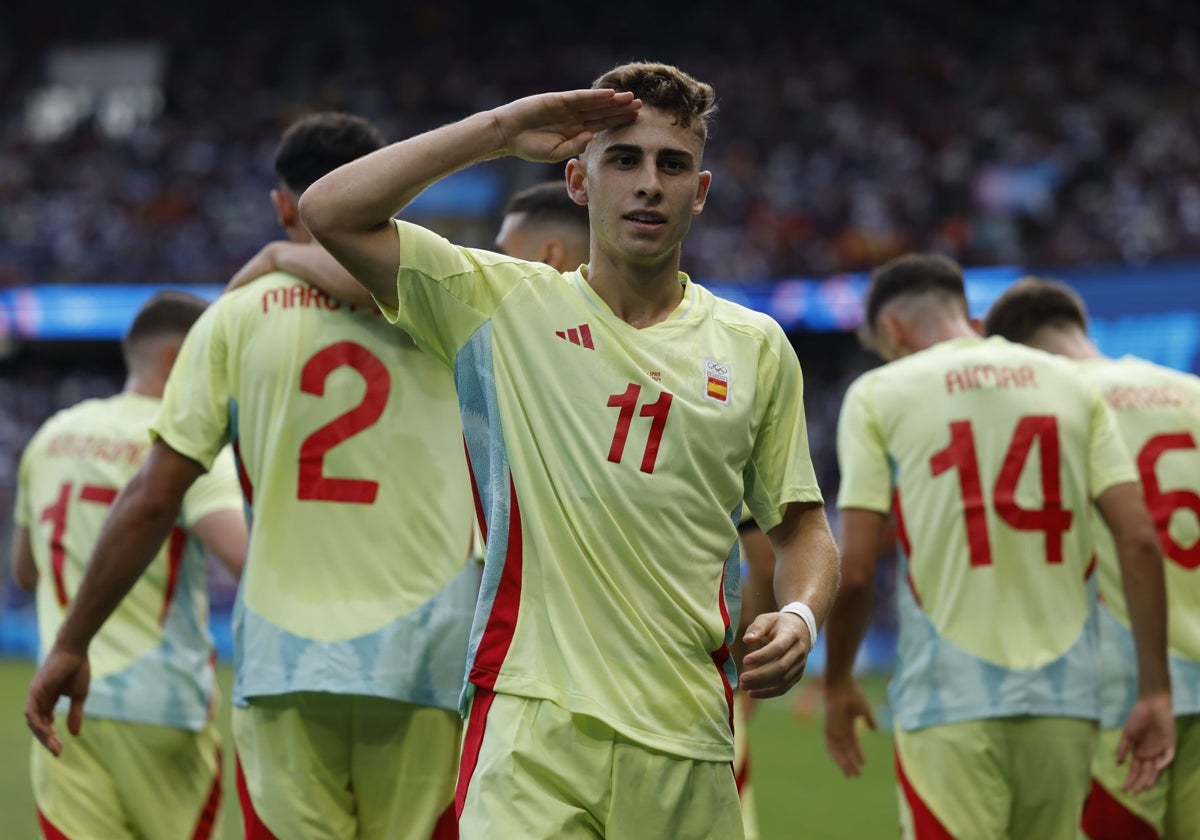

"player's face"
[577, 107, 711, 268]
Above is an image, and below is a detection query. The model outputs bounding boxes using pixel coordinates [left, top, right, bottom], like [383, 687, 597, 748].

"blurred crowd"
[1, 0, 1199, 289]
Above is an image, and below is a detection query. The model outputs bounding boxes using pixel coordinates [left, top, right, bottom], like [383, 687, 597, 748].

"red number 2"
[297, 341, 391, 504]
[1138, 432, 1200, 569]
[930, 416, 1073, 567]
[606, 383, 674, 474]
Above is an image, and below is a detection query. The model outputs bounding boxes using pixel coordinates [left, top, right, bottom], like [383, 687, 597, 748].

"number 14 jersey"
[153, 275, 477, 711]
[836, 336, 1137, 731]
[380, 221, 824, 763]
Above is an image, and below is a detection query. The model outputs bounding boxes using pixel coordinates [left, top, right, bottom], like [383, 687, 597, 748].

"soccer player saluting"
[822, 254, 1174, 839]
[985, 276, 1200, 840]
[27, 113, 479, 839]
[16, 291, 247, 839]
[297, 62, 841, 838]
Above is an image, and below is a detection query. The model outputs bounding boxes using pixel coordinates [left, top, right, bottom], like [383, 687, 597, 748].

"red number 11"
[606, 384, 673, 474]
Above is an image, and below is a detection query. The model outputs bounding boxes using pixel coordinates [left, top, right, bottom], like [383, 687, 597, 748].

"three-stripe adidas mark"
[555, 324, 595, 349]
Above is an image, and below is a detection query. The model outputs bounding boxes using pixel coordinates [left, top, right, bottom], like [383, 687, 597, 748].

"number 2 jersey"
[14, 393, 243, 730]
[836, 336, 1137, 731]
[377, 220, 824, 763]
[153, 275, 478, 711]
[1080, 356, 1200, 724]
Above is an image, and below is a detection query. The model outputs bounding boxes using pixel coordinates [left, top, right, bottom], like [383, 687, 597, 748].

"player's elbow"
[837, 555, 873, 594]
[298, 179, 345, 242]
[1117, 524, 1164, 572]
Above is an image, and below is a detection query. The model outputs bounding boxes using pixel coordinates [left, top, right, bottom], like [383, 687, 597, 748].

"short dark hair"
[983, 276, 1089, 344]
[863, 253, 968, 332]
[273, 112, 386, 194]
[592, 62, 717, 142]
[503, 181, 589, 231]
[122, 290, 209, 363]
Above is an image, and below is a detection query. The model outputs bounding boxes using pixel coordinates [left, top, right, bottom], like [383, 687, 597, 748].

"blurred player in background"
[26, 113, 479, 840]
[298, 61, 840, 838]
[15, 290, 247, 839]
[822, 254, 1174, 839]
[243, 174, 769, 838]
[985, 276, 1200, 840]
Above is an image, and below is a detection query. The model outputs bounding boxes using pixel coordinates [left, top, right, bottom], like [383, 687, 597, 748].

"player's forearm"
[273, 243, 376, 308]
[1117, 534, 1171, 696]
[54, 475, 181, 654]
[770, 503, 840, 631]
[301, 110, 505, 238]
[822, 574, 875, 689]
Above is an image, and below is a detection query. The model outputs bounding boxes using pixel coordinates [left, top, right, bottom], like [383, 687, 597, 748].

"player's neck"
[909, 317, 978, 355]
[1029, 328, 1102, 361]
[123, 373, 164, 399]
[583, 252, 685, 329]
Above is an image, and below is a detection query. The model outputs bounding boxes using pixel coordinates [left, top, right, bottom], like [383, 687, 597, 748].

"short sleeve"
[151, 302, 231, 470]
[1086, 387, 1138, 499]
[742, 325, 824, 533]
[835, 374, 894, 513]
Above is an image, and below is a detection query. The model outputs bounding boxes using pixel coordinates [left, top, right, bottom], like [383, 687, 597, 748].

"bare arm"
[822, 507, 887, 777]
[730, 523, 776, 668]
[191, 508, 248, 581]
[11, 527, 37, 592]
[1094, 480, 1175, 792]
[25, 440, 204, 755]
[299, 89, 641, 310]
[225, 242, 376, 308]
[739, 501, 840, 698]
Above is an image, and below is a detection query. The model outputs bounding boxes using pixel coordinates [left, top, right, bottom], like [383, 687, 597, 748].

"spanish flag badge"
[705, 360, 730, 405]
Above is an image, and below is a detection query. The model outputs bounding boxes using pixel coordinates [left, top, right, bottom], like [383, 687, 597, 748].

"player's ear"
[565, 159, 588, 205]
[540, 239, 566, 273]
[968, 316, 984, 336]
[876, 312, 907, 361]
[693, 170, 712, 215]
[271, 188, 298, 230]
[160, 342, 182, 377]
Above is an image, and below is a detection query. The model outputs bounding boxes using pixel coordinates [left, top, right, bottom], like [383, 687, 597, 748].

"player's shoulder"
[701, 284, 790, 348]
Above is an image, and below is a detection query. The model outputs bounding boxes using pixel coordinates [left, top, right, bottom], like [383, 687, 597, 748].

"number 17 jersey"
[836, 336, 1137, 731]
[153, 274, 477, 711]
[379, 221, 824, 763]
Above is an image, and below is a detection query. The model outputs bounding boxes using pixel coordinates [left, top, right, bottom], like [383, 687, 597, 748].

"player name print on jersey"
[705, 360, 731, 405]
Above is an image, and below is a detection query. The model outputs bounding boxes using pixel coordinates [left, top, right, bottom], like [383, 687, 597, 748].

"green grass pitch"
[0, 661, 897, 838]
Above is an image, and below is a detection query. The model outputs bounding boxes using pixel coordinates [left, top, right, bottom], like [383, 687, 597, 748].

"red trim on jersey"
[189, 745, 223, 840]
[1084, 552, 1098, 580]
[37, 810, 70, 840]
[236, 754, 279, 839]
[711, 564, 735, 733]
[1081, 778, 1160, 839]
[463, 437, 487, 540]
[893, 490, 923, 609]
[159, 526, 187, 626]
[895, 750, 955, 839]
[232, 439, 254, 505]
[468, 476, 523, 687]
[455, 687, 497, 818]
[431, 800, 458, 839]
[735, 744, 751, 796]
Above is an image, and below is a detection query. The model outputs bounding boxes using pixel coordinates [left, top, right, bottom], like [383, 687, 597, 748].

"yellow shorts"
[456, 688, 744, 839]
[31, 717, 221, 840]
[893, 716, 1096, 840]
[733, 689, 759, 840]
[233, 692, 460, 840]
[1082, 713, 1200, 839]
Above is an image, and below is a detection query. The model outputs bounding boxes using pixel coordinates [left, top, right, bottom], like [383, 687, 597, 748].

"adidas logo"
[555, 324, 595, 349]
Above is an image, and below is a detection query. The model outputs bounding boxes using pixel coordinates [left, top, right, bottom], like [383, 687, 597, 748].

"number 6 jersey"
[836, 335, 1137, 731]
[153, 275, 478, 711]
[378, 220, 824, 763]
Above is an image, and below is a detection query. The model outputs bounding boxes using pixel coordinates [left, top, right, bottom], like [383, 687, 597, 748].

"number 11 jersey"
[153, 275, 478, 711]
[836, 336, 1137, 731]
[380, 220, 824, 763]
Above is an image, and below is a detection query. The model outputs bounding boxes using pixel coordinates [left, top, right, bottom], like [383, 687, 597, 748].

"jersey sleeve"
[151, 302, 232, 470]
[835, 373, 893, 513]
[742, 325, 824, 533]
[374, 220, 522, 367]
[12, 431, 40, 529]
[178, 445, 244, 528]
[1086, 386, 1138, 498]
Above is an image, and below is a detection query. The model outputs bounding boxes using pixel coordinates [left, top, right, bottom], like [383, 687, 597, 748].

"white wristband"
[780, 601, 818, 646]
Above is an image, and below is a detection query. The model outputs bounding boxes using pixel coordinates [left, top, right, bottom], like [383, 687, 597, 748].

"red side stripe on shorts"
[431, 800, 458, 839]
[190, 745, 223, 840]
[1080, 778, 1160, 839]
[37, 810, 70, 840]
[236, 754, 279, 840]
[469, 477, 523, 687]
[455, 687, 497, 819]
[894, 750, 955, 840]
